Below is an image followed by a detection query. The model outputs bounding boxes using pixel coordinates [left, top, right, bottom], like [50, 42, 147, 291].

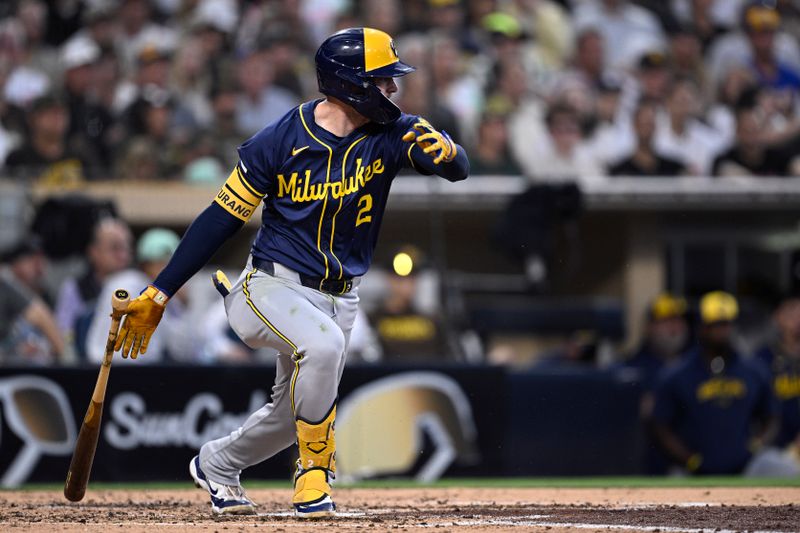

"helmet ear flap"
[317, 67, 371, 103]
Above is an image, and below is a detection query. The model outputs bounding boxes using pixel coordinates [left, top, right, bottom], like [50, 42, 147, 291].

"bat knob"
[111, 289, 131, 313]
[114, 289, 129, 300]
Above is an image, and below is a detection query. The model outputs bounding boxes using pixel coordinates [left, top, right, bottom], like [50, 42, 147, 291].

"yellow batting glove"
[114, 285, 168, 359]
[402, 118, 457, 165]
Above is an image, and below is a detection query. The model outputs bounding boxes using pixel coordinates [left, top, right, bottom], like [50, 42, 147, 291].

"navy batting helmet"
[315, 28, 415, 124]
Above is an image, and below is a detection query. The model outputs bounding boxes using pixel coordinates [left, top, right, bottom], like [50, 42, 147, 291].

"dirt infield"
[2, 486, 799, 532]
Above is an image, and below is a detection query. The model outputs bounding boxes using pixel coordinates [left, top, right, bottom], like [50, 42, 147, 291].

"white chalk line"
[257, 510, 366, 517]
[512, 522, 794, 533]
[620, 502, 725, 510]
[252, 511, 796, 533]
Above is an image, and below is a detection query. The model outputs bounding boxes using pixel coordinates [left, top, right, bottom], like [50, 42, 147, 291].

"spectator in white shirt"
[517, 102, 605, 184]
[654, 76, 727, 174]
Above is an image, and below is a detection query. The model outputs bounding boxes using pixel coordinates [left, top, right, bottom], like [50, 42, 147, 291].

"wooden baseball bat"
[64, 289, 130, 502]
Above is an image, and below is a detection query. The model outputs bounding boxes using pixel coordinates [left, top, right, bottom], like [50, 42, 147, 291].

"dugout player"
[623, 293, 690, 391]
[649, 291, 779, 475]
[112, 28, 469, 517]
[616, 293, 689, 474]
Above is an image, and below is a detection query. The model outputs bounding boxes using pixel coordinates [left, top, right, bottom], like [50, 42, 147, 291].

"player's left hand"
[402, 118, 457, 164]
[115, 285, 168, 359]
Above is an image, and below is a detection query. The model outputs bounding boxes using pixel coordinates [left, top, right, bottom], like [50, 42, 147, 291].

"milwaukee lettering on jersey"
[277, 158, 385, 203]
[234, 99, 442, 279]
[696, 378, 747, 402]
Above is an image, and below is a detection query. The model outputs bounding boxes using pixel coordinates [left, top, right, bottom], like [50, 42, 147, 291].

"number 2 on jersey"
[356, 194, 373, 227]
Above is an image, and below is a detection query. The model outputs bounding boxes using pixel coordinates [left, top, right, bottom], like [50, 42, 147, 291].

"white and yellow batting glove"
[402, 118, 457, 165]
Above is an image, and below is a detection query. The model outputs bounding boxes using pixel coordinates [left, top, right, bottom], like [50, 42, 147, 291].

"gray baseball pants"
[198, 258, 359, 485]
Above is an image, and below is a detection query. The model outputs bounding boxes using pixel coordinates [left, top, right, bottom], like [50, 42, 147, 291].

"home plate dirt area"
[2, 487, 799, 532]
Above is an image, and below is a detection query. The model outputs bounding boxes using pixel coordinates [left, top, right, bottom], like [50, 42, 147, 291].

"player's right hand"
[114, 285, 169, 359]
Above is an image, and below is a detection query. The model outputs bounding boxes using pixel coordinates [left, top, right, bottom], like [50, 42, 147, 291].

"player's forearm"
[153, 202, 244, 296]
[437, 144, 469, 182]
[411, 143, 470, 182]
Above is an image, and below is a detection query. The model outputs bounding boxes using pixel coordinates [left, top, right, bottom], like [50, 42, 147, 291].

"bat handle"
[102, 289, 130, 366]
[95, 290, 130, 399]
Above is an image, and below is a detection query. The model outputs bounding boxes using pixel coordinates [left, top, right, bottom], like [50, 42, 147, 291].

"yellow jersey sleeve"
[214, 166, 265, 222]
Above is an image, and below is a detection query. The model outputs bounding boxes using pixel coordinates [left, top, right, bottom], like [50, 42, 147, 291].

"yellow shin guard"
[293, 406, 336, 505]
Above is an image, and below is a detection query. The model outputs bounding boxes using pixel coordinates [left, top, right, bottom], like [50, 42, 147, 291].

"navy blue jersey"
[153, 99, 467, 297]
[651, 348, 778, 474]
[755, 345, 800, 447]
[232, 100, 437, 280]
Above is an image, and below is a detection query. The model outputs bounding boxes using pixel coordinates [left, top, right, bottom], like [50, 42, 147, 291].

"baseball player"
[649, 292, 779, 475]
[113, 28, 469, 518]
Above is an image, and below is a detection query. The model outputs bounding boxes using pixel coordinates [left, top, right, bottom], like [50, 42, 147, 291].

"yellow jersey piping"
[242, 268, 302, 413]
[406, 143, 422, 172]
[331, 135, 367, 279]
[299, 103, 334, 279]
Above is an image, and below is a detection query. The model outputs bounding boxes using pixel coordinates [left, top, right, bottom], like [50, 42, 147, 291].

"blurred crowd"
[0, 0, 799, 185]
[0, 214, 470, 366]
[0, 217, 256, 365]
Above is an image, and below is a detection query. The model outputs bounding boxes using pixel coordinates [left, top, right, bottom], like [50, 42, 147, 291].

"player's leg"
[291, 288, 360, 517]
[200, 281, 359, 472]
[232, 268, 362, 517]
[228, 267, 348, 423]
[212, 266, 352, 515]
[189, 351, 295, 515]
[242, 278, 349, 516]
[333, 289, 360, 383]
[198, 352, 297, 484]
[190, 268, 342, 514]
